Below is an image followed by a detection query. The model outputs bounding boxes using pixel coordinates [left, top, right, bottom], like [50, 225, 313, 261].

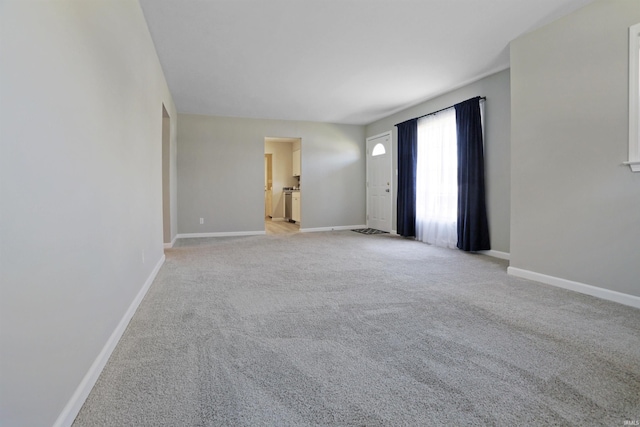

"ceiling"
[140, 0, 594, 125]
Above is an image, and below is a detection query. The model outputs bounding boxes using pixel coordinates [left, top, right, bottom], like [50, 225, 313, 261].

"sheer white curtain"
[415, 107, 458, 248]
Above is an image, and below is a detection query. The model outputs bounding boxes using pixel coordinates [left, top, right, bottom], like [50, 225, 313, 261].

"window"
[415, 107, 458, 248]
[627, 22, 640, 172]
[371, 143, 386, 156]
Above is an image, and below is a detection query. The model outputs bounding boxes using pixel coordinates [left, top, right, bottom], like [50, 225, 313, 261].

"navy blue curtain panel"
[455, 97, 490, 251]
[395, 119, 418, 237]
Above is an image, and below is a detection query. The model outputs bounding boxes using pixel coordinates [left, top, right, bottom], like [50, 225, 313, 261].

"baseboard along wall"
[53, 255, 166, 427]
[300, 225, 367, 233]
[176, 231, 266, 239]
[508, 266, 640, 310]
[478, 250, 510, 260]
[163, 235, 178, 249]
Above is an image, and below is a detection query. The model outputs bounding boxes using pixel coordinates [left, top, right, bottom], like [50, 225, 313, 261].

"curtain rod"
[395, 96, 486, 127]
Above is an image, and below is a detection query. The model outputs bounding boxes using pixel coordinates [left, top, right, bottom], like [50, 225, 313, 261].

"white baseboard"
[163, 235, 177, 249]
[478, 250, 510, 260]
[391, 230, 398, 235]
[508, 266, 640, 310]
[300, 224, 367, 233]
[176, 230, 266, 239]
[53, 255, 165, 427]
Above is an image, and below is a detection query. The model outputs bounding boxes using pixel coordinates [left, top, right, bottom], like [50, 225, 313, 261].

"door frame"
[161, 104, 172, 246]
[366, 131, 393, 232]
[264, 153, 273, 218]
[264, 137, 302, 230]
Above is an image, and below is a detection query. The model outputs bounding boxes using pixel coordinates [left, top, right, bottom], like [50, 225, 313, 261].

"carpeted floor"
[73, 231, 640, 426]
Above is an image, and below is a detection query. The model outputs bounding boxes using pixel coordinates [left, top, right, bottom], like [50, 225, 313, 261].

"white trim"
[628, 23, 640, 172]
[177, 231, 266, 239]
[508, 266, 640, 310]
[163, 235, 177, 249]
[300, 224, 367, 233]
[53, 255, 165, 427]
[623, 160, 640, 172]
[478, 250, 510, 260]
[366, 131, 392, 142]
[391, 230, 398, 235]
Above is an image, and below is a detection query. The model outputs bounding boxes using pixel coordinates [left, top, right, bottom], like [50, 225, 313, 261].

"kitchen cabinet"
[292, 149, 301, 177]
[292, 192, 301, 222]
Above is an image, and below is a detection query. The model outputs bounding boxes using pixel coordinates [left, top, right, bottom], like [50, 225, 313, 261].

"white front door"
[366, 132, 392, 232]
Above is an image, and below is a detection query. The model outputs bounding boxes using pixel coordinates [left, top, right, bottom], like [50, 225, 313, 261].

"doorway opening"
[264, 137, 302, 234]
[161, 104, 172, 246]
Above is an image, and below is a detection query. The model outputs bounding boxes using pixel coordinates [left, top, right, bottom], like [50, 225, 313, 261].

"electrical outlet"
[200, 218, 204, 224]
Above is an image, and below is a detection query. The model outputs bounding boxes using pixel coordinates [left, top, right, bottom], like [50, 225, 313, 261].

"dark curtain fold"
[455, 97, 490, 251]
[395, 119, 418, 237]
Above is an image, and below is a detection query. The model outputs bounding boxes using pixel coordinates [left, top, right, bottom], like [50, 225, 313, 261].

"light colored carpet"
[73, 231, 640, 426]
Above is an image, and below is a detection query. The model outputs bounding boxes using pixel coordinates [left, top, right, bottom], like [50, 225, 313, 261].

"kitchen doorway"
[265, 154, 273, 218]
[264, 137, 302, 234]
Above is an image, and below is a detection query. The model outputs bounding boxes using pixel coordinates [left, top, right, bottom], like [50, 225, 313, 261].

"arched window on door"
[371, 143, 386, 156]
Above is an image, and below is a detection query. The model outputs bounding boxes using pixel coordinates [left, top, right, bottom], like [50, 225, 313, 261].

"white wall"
[366, 69, 511, 253]
[510, 0, 640, 297]
[265, 140, 298, 219]
[0, 1, 177, 426]
[177, 114, 365, 233]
